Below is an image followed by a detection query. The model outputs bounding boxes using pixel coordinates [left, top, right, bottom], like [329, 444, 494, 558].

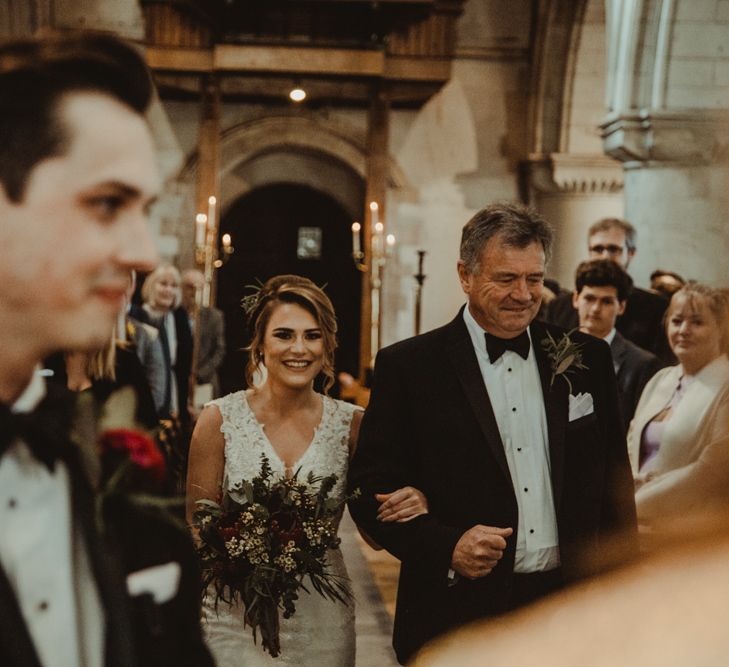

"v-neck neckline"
[242, 391, 329, 477]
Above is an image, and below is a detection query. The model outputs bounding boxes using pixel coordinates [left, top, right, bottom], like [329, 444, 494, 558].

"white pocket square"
[126, 561, 181, 604]
[568, 392, 594, 422]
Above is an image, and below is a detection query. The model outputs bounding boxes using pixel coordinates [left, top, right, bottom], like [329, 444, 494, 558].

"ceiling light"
[289, 86, 306, 103]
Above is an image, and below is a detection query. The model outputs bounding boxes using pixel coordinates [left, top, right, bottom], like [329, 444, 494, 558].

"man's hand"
[376, 487, 428, 523]
[451, 525, 513, 579]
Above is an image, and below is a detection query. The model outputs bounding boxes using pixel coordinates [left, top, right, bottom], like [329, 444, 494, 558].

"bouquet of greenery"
[192, 454, 357, 657]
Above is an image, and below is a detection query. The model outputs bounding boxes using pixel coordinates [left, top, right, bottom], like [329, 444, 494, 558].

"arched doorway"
[216, 183, 362, 394]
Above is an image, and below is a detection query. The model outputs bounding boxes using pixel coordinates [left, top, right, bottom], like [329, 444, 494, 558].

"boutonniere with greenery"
[541, 329, 588, 392]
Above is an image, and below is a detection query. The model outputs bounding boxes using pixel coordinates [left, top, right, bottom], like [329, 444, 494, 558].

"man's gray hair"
[460, 201, 553, 274]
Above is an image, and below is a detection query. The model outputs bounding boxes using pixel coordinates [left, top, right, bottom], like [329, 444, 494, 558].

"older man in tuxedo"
[0, 33, 213, 667]
[348, 202, 638, 664]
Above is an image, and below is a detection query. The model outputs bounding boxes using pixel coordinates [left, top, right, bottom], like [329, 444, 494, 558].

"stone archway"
[177, 111, 414, 389]
[176, 111, 411, 268]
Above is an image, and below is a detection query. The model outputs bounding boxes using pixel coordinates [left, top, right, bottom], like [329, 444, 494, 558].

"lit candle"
[369, 201, 379, 229]
[386, 233, 396, 254]
[195, 213, 207, 246]
[351, 221, 361, 255]
[222, 233, 232, 249]
[207, 195, 217, 232]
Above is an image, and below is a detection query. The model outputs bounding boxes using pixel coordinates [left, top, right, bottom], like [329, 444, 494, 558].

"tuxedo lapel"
[445, 313, 512, 483]
[64, 447, 137, 667]
[530, 322, 568, 512]
[610, 332, 627, 374]
[0, 566, 43, 667]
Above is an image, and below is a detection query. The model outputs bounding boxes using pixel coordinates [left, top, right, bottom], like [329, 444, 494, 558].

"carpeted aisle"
[338, 510, 400, 666]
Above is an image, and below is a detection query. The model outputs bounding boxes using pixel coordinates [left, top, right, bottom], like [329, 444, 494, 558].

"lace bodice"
[210, 390, 358, 501]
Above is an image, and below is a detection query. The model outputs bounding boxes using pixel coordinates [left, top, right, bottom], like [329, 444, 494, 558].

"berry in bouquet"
[192, 454, 358, 657]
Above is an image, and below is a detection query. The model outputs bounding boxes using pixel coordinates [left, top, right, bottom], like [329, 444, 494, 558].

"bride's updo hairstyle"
[243, 275, 338, 393]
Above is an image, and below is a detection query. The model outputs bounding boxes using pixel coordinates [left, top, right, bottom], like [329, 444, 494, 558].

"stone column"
[527, 153, 624, 288]
[601, 111, 729, 286]
[602, 0, 729, 286]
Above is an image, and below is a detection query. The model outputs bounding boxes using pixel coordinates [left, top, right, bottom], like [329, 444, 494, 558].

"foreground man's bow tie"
[0, 386, 76, 471]
[485, 330, 530, 363]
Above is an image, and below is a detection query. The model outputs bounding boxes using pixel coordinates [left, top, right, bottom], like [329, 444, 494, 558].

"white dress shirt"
[463, 306, 560, 572]
[0, 371, 104, 667]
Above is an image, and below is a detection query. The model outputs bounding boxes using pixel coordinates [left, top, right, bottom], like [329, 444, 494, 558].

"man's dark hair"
[575, 259, 633, 302]
[460, 201, 553, 274]
[650, 268, 685, 284]
[0, 32, 153, 202]
[588, 217, 637, 252]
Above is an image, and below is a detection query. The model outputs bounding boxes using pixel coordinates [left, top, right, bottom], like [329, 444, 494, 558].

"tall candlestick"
[374, 221, 384, 256]
[195, 213, 207, 247]
[207, 195, 217, 236]
[351, 221, 361, 256]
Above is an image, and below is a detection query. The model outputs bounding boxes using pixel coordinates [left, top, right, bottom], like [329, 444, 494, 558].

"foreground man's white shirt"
[0, 370, 104, 667]
[463, 306, 560, 573]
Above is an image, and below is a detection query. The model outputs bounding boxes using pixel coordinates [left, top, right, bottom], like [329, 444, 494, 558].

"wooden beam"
[214, 44, 384, 76]
[384, 55, 451, 81]
[147, 44, 384, 76]
[146, 46, 213, 71]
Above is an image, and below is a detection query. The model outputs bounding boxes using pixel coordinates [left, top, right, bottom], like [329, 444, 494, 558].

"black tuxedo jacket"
[610, 331, 665, 435]
[347, 312, 637, 663]
[545, 286, 672, 362]
[0, 387, 213, 667]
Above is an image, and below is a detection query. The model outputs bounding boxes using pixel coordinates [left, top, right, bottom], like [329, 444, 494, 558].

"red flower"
[99, 428, 166, 484]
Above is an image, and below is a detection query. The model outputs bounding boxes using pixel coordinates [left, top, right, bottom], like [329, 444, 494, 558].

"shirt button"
[512, 407, 517, 412]
[8, 498, 17, 509]
[507, 368, 512, 372]
[37, 600, 49, 612]
[517, 448, 522, 452]
[524, 487, 528, 492]
[529, 529, 535, 534]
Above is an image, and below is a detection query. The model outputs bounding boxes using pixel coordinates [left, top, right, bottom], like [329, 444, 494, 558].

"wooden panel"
[143, 3, 212, 48]
[387, 8, 459, 57]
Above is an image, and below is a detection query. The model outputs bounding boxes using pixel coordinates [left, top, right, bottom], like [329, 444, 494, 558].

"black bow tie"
[485, 331, 530, 363]
[0, 384, 76, 472]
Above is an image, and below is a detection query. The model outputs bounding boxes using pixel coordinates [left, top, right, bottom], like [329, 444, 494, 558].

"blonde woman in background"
[130, 264, 193, 421]
[627, 283, 729, 535]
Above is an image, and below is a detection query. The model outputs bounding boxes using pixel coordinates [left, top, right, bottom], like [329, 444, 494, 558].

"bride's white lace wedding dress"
[202, 390, 359, 667]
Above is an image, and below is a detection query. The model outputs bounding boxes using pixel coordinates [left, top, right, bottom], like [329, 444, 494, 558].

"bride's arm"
[185, 404, 225, 524]
[347, 408, 428, 525]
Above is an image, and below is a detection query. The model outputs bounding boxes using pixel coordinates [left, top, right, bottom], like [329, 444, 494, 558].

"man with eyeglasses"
[545, 218, 671, 361]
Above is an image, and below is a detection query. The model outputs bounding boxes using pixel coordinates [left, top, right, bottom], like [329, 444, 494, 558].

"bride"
[186, 275, 427, 666]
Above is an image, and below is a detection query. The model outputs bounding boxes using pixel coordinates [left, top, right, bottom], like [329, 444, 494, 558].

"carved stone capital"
[527, 153, 624, 194]
[601, 110, 729, 167]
